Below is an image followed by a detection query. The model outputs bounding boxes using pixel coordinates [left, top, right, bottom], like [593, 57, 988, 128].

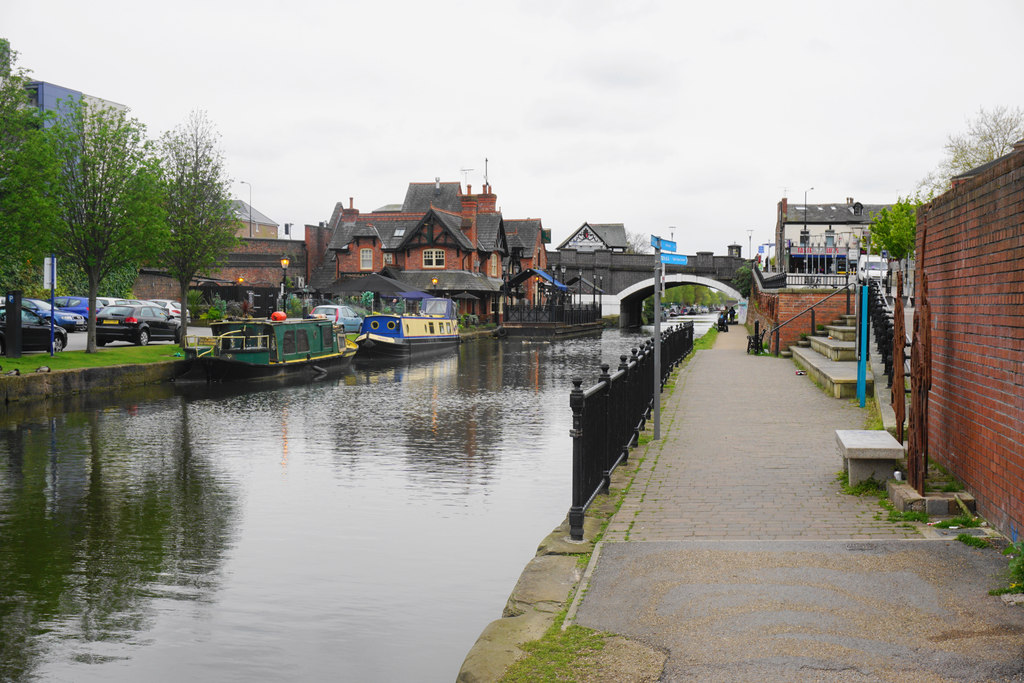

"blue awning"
[506, 268, 567, 291]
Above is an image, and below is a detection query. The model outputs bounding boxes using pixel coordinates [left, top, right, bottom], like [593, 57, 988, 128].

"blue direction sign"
[660, 253, 688, 265]
[650, 235, 677, 252]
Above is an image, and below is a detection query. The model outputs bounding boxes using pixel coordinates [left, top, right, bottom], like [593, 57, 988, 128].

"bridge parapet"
[548, 249, 746, 294]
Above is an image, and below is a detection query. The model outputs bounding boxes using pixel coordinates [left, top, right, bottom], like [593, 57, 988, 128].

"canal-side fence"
[506, 302, 600, 325]
[568, 322, 695, 540]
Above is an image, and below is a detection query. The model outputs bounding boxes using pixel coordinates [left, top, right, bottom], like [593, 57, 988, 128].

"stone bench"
[835, 429, 904, 485]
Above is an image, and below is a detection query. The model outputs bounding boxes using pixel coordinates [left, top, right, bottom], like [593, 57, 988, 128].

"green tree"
[918, 105, 1024, 197]
[0, 39, 61, 293]
[732, 264, 752, 298]
[158, 110, 238, 339]
[869, 198, 916, 262]
[49, 98, 167, 352]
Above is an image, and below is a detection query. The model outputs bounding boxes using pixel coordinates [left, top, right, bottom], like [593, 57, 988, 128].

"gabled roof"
[557, 222, 627, 250]
[784, 202, 888, 224]
[327, 215, 421, 251]
[505, 218, 542, 251]
[232, 200, 278, 226]
[476, 212, 504, 252]
[402, 181, 463, 213]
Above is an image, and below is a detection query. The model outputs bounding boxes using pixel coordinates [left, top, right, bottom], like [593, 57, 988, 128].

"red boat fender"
[270, 311, 287, 321]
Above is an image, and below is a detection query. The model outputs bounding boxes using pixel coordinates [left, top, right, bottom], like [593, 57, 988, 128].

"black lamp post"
[280, 255, 289, 313]
[559, 264, 566, 305]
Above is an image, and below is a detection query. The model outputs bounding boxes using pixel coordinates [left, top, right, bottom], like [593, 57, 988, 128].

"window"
[423, 249, 445, 269]
[384, 253, 393, 264]
[489, 254, 499, 277]
[360, 248, 373, 270]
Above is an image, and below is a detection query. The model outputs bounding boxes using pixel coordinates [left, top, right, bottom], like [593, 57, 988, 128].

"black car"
[96, 304, 181, 346]
[0, 305, 68, 354]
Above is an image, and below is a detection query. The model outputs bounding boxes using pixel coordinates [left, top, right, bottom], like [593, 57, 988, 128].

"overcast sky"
[6, 1, 1024, 255]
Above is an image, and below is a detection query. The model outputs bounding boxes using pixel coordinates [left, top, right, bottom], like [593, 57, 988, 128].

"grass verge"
[1, 344, 184, 372]
[500, 611, 607, 682]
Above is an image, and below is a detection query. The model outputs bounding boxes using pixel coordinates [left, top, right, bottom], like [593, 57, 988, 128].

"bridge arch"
[614, 274, 745, 328]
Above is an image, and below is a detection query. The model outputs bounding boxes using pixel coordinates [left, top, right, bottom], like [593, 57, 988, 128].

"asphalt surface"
[571, 328, 1024, 681]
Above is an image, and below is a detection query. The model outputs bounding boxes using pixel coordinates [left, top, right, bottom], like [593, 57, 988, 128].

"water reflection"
[0, 390, 237, 681]
[0, 327, 705, 682]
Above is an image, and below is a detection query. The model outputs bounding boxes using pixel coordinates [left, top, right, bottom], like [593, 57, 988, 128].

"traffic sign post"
[651, 236, 677, 253]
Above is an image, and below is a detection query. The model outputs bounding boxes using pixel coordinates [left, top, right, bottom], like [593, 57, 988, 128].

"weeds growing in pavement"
[957, 534, 990, 549]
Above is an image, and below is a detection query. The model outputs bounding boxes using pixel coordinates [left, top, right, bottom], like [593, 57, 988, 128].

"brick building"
[309, 180, 546, 321]
[915, 140, 1024, 539]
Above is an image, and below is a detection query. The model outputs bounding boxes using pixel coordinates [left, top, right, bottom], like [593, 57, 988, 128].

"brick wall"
[916, 144, 1024, 539]
[748, 284, 852, 353]
[133, 238, 306, 299]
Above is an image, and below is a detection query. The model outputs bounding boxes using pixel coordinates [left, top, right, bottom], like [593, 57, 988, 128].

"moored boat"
[355, 297, 460, 358]
[181, 317, 357, 382]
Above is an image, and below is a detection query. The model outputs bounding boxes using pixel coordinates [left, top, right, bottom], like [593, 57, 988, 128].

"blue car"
[53, 295, 94, 318]
[22, 298, 87, 332]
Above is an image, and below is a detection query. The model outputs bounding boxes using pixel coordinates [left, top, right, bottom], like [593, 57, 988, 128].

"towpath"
[569, 327, 1024, 681]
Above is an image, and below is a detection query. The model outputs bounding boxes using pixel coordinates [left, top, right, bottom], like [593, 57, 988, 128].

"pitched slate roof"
[327, 215, 420, 251]
[402, 181, 463, 213]
[232, 200, 278, 226]
[395, 269, 503, 293]
[784, 202, 888, 224]
[556, 222, 628, 250]
[505, 218, 542, 251]
[476, 212, 504, 252]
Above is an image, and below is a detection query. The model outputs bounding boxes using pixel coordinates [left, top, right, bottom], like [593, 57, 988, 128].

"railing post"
[810, 309, 816, 337]
[569, 377, 586, 541]
[598, 363, 613, 493]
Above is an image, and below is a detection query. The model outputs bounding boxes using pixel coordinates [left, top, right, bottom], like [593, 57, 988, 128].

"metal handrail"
[767, 281, 855, 338]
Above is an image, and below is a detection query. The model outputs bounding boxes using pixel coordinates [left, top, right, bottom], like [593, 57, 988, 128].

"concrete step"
[809, 335, 856, 361]
[791, 345, 873, 399]
[836, 314, 857, 327]
[823, 325, 856, 342]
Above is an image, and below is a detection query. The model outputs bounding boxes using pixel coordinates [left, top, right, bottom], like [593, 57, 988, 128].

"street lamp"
[746, 229, 754, 261]
[280, 255, 289, 312]
[803, 186, 813, 274]
[240, 180, 253, 237]
[431, 276, 439, 295]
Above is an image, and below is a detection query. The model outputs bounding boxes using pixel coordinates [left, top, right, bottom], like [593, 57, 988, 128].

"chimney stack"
[435, 177, 441, 195]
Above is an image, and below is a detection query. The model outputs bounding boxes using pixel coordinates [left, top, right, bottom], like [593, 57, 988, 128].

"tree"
[869, 198, 916, 262]
[918, 105, 1024, 197]
[0, 39, 61, 294]
[49, 98, 167, 352]
[625, 230, 651, 254]
[158, 110, 238, 340]
[732, 264, 752, 299]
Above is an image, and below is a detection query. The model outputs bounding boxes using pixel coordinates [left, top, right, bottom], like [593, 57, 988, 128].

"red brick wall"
[748, 284, 852, 353]
[916, 145, 1024, 538]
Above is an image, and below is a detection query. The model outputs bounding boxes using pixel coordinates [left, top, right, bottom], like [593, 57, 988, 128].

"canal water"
[0, 319, 715, 682]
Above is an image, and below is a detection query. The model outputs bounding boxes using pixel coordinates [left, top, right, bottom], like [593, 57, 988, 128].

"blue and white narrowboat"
[355, 297, 460, 358]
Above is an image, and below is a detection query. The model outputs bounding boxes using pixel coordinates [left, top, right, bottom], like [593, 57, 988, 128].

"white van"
[857, 255, 887, 282]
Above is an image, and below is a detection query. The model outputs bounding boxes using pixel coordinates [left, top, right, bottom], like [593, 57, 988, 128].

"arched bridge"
[547, 250, 747, 327]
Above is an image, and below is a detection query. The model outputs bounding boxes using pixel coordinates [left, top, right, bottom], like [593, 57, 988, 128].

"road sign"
[43, 256, 56, 288]
[651, 236, 677, 252]
[660, 253, 688, 265]
[758, 245, 765, 254]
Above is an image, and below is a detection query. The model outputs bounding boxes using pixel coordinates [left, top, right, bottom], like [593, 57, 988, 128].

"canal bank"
[0, 326, 502, 406]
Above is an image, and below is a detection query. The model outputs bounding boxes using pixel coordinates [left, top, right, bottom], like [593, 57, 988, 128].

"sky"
[5, 0, 1024, 256]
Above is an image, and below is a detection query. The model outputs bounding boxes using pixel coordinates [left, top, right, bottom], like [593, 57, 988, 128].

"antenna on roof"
[484, 158, 489, 186]
[460, 168, 474, 187]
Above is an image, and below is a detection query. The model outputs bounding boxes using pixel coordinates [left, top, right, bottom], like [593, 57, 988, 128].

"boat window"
[428, 322, 435, 334]
[283, 330, 296, 354]
[297, 330, 310, 353]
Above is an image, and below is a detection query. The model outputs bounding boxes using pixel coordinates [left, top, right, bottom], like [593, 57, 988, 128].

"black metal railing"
[567, 322, 695, 540]
[506, 302, 600, 325]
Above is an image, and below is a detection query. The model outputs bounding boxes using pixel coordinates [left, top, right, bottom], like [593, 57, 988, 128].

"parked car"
[95, 296, 121, 309]
[307, 304, 363, 333]
[148, 298, 191, 323]
[52, 295, 93, 318]
[21, 298, 87, 331]
[0, 305, 68, 354]
[95, 304, 181, 346]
